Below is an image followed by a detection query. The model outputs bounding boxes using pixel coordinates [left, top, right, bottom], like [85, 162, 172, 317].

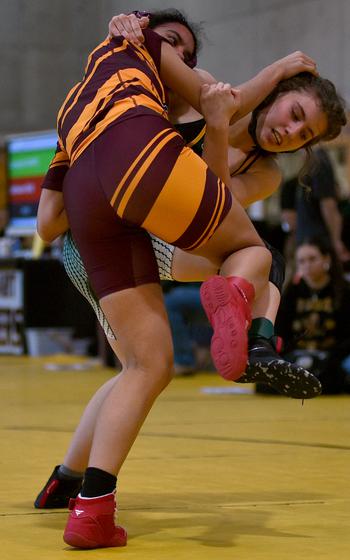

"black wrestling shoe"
[236, 337, 322, 399]
[34, 465, 82, 509]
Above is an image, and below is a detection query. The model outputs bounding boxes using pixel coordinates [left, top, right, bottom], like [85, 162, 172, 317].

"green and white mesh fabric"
[62, 232, 175, 340]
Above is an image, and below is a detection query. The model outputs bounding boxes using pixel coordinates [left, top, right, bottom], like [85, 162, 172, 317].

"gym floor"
[1, 355, 349, 559]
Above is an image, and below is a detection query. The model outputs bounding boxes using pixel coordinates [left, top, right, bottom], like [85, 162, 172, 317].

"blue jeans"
[164, 285, 212, 367]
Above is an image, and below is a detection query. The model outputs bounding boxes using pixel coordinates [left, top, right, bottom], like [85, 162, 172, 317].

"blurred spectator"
[275, 237, 350, 394]
[164, 283, 212, 375]
[281, 147, 350, 267]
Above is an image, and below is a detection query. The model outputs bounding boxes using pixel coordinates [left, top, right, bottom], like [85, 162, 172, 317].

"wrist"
[205, 119, 230, 131]
[260, 62, 283, 88]
[203, 113, 230, 132]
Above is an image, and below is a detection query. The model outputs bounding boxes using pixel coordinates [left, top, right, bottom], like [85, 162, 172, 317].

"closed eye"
[296, 102, 314, 141]
[166, 36, 176, 46]
[165, 31, 186, 48]
[292, 108, 300, 121]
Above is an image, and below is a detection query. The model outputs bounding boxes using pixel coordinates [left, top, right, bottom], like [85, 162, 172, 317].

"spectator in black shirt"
[276, 237, 350, 394]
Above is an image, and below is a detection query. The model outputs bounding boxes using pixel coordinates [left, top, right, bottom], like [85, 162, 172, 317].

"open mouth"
[272, 128, 282, 146]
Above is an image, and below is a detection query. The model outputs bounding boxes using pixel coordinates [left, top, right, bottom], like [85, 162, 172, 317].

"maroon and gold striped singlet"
[46, 29, 232, 296]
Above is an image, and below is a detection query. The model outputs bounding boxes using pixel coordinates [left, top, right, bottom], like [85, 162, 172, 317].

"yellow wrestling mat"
[0, 355, 349, 559]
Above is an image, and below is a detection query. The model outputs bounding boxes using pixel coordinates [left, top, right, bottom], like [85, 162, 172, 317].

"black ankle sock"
[81, 467, 117, 498]
[249, 318, 274, 340]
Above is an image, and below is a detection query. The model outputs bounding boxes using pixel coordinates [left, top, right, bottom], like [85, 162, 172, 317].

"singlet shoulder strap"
[231, 148, 262, 177]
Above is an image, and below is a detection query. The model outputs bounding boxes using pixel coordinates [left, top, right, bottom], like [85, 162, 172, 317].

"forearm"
[200, 82, 238, 185]
[322, 204, 342, 243]
[37, 190, 69, 243]
[37, 210, 69, 243]
[231, 50, 317, 123]
[230, 64, 284, 124]
[202, 123, 231, 185]
[37, 141, 71, 242]
[42, 210, 69, 242]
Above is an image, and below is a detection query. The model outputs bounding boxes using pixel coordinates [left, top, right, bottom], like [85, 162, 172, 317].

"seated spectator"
[275, 237, 350, 394]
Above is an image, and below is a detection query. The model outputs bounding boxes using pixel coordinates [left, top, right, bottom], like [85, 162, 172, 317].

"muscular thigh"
[100, 283, 173, 370]
[93, 116, 232, 252]
[191, 196, 265, 263]
[63, 146, 160, 300]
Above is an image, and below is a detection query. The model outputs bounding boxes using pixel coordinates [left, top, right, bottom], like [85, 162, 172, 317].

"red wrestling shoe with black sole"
[200, 275, 254, 381]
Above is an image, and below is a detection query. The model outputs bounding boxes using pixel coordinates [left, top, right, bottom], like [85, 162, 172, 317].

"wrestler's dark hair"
[148, 9, 202, 68]
[248, 72, 347, 150]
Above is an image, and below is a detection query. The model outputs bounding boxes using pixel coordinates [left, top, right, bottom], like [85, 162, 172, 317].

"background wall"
[0, 0, 349, 134]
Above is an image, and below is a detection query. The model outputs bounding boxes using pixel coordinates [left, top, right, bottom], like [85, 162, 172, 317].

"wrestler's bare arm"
[37, 189, 69, 243]
[109, 13, 318, 133]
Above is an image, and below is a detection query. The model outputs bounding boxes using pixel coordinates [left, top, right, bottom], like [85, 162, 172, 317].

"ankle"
[81, 467, 117, 498]
[58, 464, 84, 480]
[249, 334, 284, 354]
[249, 318, 274, 340]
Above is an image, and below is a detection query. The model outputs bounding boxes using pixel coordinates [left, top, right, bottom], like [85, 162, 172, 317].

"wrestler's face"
[296, 244, 330, 284]
[255, 91, 328, 153]
[154, 22, 196, 67]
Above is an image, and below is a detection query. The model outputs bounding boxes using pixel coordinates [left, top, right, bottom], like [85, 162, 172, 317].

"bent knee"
[261, 246, 273, 269]
[125, 347, 174, 391]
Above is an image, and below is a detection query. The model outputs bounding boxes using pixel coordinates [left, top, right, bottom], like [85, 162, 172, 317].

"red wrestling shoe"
[200, 275, 254, 380]
[63, 493, 127, 549]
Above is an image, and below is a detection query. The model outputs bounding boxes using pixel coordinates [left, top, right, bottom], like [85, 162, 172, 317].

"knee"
[255, 246, 272, 275]
[150, 350, 175, 390]
[263, 246, 273, 271]
[125, 346, 174, 393]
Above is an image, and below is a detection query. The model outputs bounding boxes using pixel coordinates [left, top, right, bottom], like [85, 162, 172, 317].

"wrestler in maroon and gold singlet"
[43, 29, 232, 298]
